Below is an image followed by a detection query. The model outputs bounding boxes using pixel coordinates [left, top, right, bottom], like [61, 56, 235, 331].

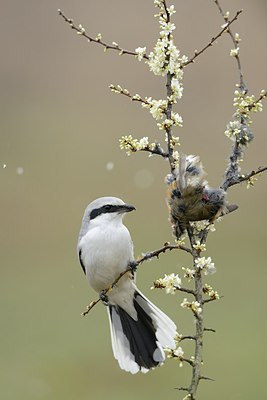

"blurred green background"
[1, 1, 266, 399]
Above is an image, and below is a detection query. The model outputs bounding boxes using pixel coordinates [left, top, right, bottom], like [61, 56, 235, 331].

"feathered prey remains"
[167, 155, 238, 238]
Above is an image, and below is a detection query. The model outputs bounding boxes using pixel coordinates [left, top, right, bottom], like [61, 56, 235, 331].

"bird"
[77, 196, 177, 374]
[166, 154, 238, 238]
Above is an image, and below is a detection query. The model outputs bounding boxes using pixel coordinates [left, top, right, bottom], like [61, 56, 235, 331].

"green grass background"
[1, 1, 266, 399]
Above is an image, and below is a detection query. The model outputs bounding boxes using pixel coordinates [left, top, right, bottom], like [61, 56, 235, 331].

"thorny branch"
[82, 242, 191, 316]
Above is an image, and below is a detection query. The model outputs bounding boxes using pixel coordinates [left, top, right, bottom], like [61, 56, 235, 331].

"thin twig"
[58, 9, 149, 59]
[204, 327, 216, 333]
[183, 10, 243, 68]
[109, 84, 168, 116]
[214, 1, 246, 91]
[202, 297, 219, 304]
[140, 145, 169, 159]
[221, 165, 267, 191]
[175, 387, 189, 392]
[180, 335, 196, 341]
[200, 376, 215, 382]
[183, 357, 195, 367]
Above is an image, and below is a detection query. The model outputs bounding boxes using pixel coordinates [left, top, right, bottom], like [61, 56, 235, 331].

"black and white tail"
[107, 290, 177, 374]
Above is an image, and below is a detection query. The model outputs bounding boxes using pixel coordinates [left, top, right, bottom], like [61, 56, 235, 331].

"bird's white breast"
[79, 221, 134, 293]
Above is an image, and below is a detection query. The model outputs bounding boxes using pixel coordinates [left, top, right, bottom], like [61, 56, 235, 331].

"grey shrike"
[77, 196, 177, 374]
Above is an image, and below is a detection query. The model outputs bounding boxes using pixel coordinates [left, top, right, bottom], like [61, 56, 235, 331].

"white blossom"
[174, 346, 184, 358]
[235, 32, 241, 42]
[95, 33, 102, 41]
[230, 47, 239, 57]
[135, 46, 147, 61]
[153, 273, 181, 295]
[181, 298, 202, 315]
[77, 24, 85, 34]
[195, 256, 216, 275]
[182, 267, 195, 281]
[193, 240, 207, 252]
[137, 136, 149, 150]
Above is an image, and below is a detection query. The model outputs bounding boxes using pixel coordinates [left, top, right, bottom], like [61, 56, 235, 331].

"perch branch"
[82, 242, 191, 316]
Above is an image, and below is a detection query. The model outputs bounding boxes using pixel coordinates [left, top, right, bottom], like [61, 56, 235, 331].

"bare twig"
[183, 10, 243, 68]
[176, 387, 189, 392]
[180, 335, 196, 341]
[183, 357, 195, 367]
[58, 9, 148, 59]
[204, 327, 216, 333]
[200, 376, 215, 382]
[202, 297, 219, 304]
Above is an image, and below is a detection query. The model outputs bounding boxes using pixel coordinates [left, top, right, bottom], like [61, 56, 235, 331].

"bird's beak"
[122, 204, 136, 213]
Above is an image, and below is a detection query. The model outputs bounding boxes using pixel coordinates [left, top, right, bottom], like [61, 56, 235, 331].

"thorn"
[174, 387, 189, 392]
[200, 376, 215, 382]
[204, 327, 216, 333]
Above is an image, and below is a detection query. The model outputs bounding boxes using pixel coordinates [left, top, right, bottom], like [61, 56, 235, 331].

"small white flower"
[77, 24, 85, 34]
[135, 46, 147, 61]
[203, 284, 220, 300]
[181, 298, 202, 314]
[171, 112, 183, 127]
[182, 267, 195, 281]
[193, 241, 206, 252]
[230, 47, 239, 57]
[191, 301, 202, 315]
[174, 346, 184, 358]
[195, 256, 216, 275]
[235, 32, 241, 42]
[137, 137, 149, 150]
[168, 5, 176, 16]
[246, 175, 258, 189]
[154, 273, 181, 295]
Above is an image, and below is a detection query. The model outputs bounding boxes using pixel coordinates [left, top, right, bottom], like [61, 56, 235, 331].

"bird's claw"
[100, 291, 109, 305]
[129, 261, 138, 276]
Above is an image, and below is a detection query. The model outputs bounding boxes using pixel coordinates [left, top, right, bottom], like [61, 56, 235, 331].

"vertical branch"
[166, 71, 175, 172]
[163, 0, 175, 172]
[187, 227, 204, 399]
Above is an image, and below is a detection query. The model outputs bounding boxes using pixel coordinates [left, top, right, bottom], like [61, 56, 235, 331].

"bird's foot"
[99, 291, 109, 306]
[129, 261, 138, 276]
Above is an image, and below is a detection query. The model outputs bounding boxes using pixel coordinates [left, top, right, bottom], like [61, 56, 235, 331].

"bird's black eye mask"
[90, 204, 123, 220]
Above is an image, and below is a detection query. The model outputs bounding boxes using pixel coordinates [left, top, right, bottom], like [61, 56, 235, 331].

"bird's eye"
[104, 204, 112, 211]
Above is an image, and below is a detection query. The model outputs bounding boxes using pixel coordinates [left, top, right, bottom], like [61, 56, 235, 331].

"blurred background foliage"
[0, 1, 266, 399]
